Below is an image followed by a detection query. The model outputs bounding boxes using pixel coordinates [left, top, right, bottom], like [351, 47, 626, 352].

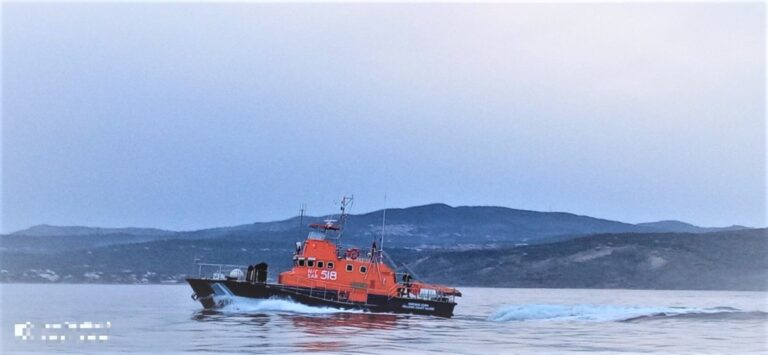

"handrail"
[196, 262, 248, 268]
[194, 262, 248, 279]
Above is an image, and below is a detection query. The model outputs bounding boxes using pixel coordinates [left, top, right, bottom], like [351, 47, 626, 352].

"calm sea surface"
[0, 284, 766, 354]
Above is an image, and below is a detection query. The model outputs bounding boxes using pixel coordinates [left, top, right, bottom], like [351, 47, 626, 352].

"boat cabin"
[278, 219, 460, 304]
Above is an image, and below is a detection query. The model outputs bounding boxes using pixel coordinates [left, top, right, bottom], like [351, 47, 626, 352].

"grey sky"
[2, 3, 765, 233]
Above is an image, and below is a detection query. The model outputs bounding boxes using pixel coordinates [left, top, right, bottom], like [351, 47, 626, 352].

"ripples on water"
[1, 285, 766, 354]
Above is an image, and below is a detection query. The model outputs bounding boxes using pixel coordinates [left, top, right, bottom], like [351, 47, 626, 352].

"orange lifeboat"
[187, 196, 461, 317]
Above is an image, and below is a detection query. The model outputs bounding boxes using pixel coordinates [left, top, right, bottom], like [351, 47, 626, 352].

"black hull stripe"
[186, 278, 457, 318]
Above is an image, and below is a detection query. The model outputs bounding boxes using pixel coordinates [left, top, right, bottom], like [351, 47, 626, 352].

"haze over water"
[1, 284, 765, 354]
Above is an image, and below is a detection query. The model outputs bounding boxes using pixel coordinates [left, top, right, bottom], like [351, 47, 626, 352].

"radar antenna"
[380, 193, 387, 252]
[298, 204, 306, 238]
[336, 195, 353, 240]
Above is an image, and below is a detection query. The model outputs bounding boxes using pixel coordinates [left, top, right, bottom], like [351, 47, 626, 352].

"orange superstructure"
[279, 236, 399, 303]
[278, 197, 460, 304]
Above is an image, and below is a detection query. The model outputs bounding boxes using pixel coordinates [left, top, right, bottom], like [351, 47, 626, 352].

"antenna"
[298, 204, 306, 236]
[336, 195, 353, 240]
[380, 193, 387, 251]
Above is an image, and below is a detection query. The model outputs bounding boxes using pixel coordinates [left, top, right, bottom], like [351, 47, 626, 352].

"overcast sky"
[1, 3, 765, 233]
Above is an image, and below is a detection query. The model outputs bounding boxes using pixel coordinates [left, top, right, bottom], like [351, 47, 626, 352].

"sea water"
[0, 284, 765, 354]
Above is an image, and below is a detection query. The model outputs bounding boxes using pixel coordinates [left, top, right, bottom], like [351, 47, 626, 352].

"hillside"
[1, 227, 765, 290]
[2, 204, 760, 289]
[405, 228, 768, 291]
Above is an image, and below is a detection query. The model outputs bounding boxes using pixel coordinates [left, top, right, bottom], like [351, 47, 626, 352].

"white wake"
[218, 296, 361, 315]
[487, 304, 731, 322]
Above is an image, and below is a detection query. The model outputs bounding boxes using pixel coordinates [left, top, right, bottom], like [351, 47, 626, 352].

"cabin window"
[307, 260, 315, 267]
[298, 259, 305, 267]
[360, 266, 367, 274]
[317, 261, 324, 268]
[346, 264, 353, 272]
[327, 262, 334, 270]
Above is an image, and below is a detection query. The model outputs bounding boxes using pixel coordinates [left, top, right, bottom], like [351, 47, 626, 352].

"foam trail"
[219, 296, 361, 315]
[488, 304, 736, 322]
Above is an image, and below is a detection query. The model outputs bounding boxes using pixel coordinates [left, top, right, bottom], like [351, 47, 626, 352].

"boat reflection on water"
[192, 309, 398, 331]
[290, 312, 399, 333]
[290, 313, 399, 353]
[191, 309, 401, 352]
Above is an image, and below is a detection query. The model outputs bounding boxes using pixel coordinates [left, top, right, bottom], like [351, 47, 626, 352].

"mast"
[380, 194, 387, 252]
[298, 204, 306, 237]
[336, 195, 353, 241]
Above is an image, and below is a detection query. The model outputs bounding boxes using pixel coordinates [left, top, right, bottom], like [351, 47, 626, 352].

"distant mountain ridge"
[11, 224, 176, 237]
[7, 204, 752, 249]
[636, 220, 749, 234]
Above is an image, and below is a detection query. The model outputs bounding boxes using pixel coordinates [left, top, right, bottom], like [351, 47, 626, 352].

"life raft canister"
[345, 248, 360, 260]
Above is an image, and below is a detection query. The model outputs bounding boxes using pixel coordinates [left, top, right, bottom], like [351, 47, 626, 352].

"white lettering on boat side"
[402, 303, 435, 311]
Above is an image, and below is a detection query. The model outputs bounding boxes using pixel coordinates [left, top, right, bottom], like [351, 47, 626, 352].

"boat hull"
[187, 278, 457, 318]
